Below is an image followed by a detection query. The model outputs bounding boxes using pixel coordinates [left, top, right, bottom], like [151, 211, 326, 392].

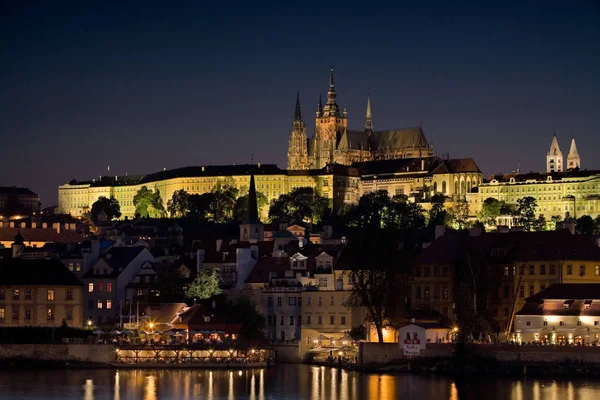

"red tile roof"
[0, 227, 83, 244]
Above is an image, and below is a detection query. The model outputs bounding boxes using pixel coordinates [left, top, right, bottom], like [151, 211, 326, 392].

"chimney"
[216, 239, 223, 252]
[434, 225, 446, 240]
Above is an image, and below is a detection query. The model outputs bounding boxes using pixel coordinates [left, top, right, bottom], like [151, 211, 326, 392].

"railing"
[115, 345, 274, 365]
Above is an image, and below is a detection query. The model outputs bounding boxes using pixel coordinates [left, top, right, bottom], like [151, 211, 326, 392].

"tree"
[90, 196, 121, 224]
[344, 233, 409, 343]
[477, 198, 507, 227]
[348, 325, 367, 342]
[428, 194, 447, 227]
[447, 199, 470, 229]
[222, 296, 266, 342]
[167, 189, 190, 218]
[187, 193, 213, 220]
[549, 215, 562, 230]
[576, 215, 595, 236]
[515, 196, 538, 231]
[595, 216, 600, 235]
[233, 190, 268, 221]
[185, 267, 222, 300]
[268, 187, 329, 223]
[208, 183, 238, 222]
[533, 214, 547, 232]
[133, 186, 166, 218]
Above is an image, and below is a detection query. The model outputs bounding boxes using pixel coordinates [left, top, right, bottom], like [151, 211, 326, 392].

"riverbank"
[0, 357, 113, 370]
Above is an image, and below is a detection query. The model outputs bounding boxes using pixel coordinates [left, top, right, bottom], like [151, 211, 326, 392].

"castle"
[287, 69, 434, 170]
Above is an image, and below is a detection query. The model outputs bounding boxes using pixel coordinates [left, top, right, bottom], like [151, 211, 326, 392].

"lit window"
[106, 283, 112, 293]
[97, 300, 103, 309]
[12, 290, 19, 300]
[88, 283, 94, 293]
[47, 308, 54, 320]
[106, 300, 112, 309]
[0, 308, 4, 320]
[47, 290, 55, 301]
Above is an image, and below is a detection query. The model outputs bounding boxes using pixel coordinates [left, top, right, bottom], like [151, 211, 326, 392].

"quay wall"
[0, 344, 116, 364]
[359, 343, 600, 365]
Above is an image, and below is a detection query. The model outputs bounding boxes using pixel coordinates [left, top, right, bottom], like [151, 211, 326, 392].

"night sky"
[1, 1, 599, 207]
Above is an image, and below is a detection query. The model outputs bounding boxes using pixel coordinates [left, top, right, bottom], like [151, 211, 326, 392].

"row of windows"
[0, 289, 71, 301]
[88, 283, 113, 293]
[267, 316, 302, 326]
[88, 300, 113, 309]
[306, 296, 347, 306]
[268, 296, 302, 307]
[415, 286, 449, 299]
[525, 320, 600, 327]
[305, 315, 346, 325]
[0, 307, 63, 321]
[416, 266, 449, 277]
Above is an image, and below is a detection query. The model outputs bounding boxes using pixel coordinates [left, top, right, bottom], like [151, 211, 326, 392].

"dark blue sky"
[1, 1, 599, 206]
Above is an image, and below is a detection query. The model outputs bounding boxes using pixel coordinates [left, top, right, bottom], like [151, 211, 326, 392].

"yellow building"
[472, 170, 600, 222]
[59, 157, 482, 221]
[0, 258, 84, 328]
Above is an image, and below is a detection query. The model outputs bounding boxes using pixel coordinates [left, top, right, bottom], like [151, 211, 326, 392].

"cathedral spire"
[323, 68, 339, 117]
[546, 133, 564, 172]
[365, 92, 373, 132]
[246, 174, 260, 224]
[294, 91, 302, 122]
[316, 95, 323, 117]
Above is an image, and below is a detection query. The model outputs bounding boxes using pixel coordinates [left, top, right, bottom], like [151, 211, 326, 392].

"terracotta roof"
[0, 228, 83, 244]
[83, 246, 147, 278]
[176, 304, 241, 333]
[0, 258, 83, 286]
[526, 284, 600, 302]
[0, 187, 38, 196]
[417, 229, 600, 266]
[432, 158, 481, 174]
[245, 257, 291, 283]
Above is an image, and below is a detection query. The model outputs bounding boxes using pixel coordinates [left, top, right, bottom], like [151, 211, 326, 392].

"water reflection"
[1, 366, 600, 399]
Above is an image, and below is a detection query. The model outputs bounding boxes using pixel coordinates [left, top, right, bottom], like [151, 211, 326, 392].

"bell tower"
[546, 134, 564, 173]
[314, 68, 347, 169]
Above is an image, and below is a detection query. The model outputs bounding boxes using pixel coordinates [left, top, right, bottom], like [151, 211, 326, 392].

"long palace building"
[58, 158, 482, 219]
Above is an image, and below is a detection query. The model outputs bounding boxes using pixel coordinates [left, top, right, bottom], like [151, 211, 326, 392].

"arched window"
[460, 181, 466, 194]
[454, 181, 459, 194]
[442, 181, 447, 194]
[467, 181, 471, 192]
[433, 182, 438, 193]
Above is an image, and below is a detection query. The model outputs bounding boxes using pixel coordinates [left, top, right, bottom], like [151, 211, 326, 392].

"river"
[1, 365, 600, 399]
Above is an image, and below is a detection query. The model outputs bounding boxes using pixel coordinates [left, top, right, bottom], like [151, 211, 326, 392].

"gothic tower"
[546, 134, 564, 173]
[567, 136, 580, 170]
[239, 174, 264, 242]
[287, 92, 309, 170]
[314, 68, 348, 169]
[364, 93, 373, 134]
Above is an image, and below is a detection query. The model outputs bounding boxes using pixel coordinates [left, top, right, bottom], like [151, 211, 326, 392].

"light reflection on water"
[2, 366, 600, 399]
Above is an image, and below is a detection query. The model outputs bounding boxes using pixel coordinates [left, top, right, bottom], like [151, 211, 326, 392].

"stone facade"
[287, 70, 434, 171]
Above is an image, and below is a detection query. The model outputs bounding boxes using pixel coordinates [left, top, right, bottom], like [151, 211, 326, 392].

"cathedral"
[287, 69, 434, 170]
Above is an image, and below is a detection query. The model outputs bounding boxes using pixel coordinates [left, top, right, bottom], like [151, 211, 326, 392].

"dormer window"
[585, 300, 592, 310]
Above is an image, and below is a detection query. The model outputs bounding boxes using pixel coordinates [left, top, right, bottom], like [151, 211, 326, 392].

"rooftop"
[0, 258, 83, 286]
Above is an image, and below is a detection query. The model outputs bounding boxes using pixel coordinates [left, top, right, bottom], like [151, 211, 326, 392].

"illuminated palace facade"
[58, 157, 483, 220]
[58, 69, 483, 219]
[469, 135, 600, 220]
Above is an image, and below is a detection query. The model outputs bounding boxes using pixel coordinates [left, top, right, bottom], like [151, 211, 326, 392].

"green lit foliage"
[515, 196, 538, 231]
[185, 267, 222, 300]
[549, 215, 562, 230]
[233, 188, 268, 221]
[355, 190, 425, 231]
[90, 196, 121, 224]
[167, 189, 190, 218]
[133, 186, 166, 218]
[428, 193, 447, 227]
[208, 182, 238, 223]
[447, 199, 470, 229]
[268, 187, 329, 224]
[477, 198, 509, 226]
[533, 214, 547, 232]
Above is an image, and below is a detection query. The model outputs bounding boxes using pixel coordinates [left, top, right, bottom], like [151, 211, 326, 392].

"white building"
[515, 284, 600, 345]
